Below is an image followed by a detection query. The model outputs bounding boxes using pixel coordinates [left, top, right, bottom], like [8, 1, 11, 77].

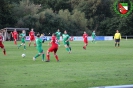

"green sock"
[66, 48, 70, 52]
[18, 44, 22, 48]
[42, 54, 45, 61]
[35, 54, 40, 58]
[24, 45, 26, 49]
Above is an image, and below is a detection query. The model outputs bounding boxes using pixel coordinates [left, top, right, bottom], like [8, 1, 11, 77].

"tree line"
[0, 0, 133, 36]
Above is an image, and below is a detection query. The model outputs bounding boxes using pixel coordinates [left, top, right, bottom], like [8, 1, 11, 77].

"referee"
[114, 30, 121, 47]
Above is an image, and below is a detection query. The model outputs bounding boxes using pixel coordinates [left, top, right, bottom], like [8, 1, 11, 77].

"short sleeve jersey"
[62, 34, 69, 41]
[36, 38, 42, 48]
[29, 31, 35, 38]
[12, 31, 18, 37]
[83, 34, 88, 40]
[55, 32, 61, 38]
[51, 36, 58, 46]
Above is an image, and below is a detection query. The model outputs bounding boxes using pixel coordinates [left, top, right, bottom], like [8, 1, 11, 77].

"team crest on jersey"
[113, 0, 133, 17]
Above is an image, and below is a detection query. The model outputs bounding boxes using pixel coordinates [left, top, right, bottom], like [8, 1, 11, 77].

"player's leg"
[118, 39, 120, 47]
[1, 45, 6, 55]
[29, 40, 32, 47]
[67, 42, 71, 52]
[53, 48, 59, 62]
[41, 50, 45, 61]
[14, 38, 17, 45]
[46, 47, 53, 62]
[115, 39, 117, 47]
[23, 42, 26, 50]
[18, 43, 23, 49]
[33, 48, 42, 61]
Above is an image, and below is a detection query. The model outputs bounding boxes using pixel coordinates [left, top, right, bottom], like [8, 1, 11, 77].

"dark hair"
[37, 33, 40, 37]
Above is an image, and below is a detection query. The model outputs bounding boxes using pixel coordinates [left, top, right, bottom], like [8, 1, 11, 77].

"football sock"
[47, 54, 50, 61]
[55, 55, 59, 61]
[66, 48, 70, 52]
[24, 45, 26, 49]
[18, 44, 22, 48]
[3, 49, 6, 55]
[115, 43, 117, 47]
[69, 47, 71, 51]
[29, 43, 31, 47]
[42, 54, 45, 61]
[34, 43, 36, 47]
[35, 54, 40, 58]
[118, 44, 120, 47]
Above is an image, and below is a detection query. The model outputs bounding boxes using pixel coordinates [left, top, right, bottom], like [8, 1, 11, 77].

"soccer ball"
[21, 54, 26, 58]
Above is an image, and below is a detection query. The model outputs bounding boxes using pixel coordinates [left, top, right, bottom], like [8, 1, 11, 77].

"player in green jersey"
[91, 30, 96, 43]
[62, 30, 71, 53]
[55, 29, 61, 46]
[33, 33, 45, 61]
[18, 30, 26, 50]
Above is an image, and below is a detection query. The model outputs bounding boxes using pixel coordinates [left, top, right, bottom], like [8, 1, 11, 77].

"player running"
[62, 30, 71, 53]
[114, 30, 121, 47]
[29, 28, 36, 47]
[55, 29, 61, 46]
[83, 31, 88, 50]
[0, 31, 6, 55]
[33, 33, 45, 61]
[18, 30, 26, 50]
[12, 29, 18, 45]
[46, 33, 59, 62]
[91, 30, 96, 43]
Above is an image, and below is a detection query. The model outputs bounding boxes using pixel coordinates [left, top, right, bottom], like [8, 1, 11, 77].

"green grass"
[0, 40, 133, 88]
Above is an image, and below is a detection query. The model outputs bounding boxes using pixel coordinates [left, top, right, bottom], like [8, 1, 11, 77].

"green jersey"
[92, 32, 96, 38]
[19, 33, 26, 43]
[36, 38, 42, 48]
[55, 32, 61, 38]
[62, 34, 70, 41]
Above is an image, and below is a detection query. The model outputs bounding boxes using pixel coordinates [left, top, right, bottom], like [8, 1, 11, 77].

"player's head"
[31, 28, 34, 31]
[84, 31, 86, 34]
[57, 29, 60, 32]
[93, 30, 95, 32]
[64, 30, 67, 34]
[14, 29, 16, 31]
[52, 33, 55, 36]
[37, 33, 40, 37]
[22, 30, 25, 33]
[116, 30, 119, 33]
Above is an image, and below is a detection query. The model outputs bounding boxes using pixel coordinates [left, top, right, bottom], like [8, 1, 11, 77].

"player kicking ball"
[12, 29, 18, 45]
[62, 30, 71, 53]
[18, 30, 26, 50]
[33, 33, 45, 61]
[0, 31, 6, 55]
[46, 33, 59, 62]
[83, 31, 88, 50]
[29, 28, 36, 47]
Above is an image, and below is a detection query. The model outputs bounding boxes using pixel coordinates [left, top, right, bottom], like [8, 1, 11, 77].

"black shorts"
[115, 39, 120, 42]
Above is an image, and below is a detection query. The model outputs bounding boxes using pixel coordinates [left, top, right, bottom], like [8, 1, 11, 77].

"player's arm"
[114, 34, 116, 40]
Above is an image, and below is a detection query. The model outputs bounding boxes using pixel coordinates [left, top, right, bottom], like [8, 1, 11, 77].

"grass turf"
[0, 40, 133, 88]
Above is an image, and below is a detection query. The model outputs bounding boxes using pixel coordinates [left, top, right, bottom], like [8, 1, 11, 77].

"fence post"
[126, 36, 127, 40]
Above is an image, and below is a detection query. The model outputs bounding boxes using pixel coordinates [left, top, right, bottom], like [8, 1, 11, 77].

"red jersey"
[51, 36, 58, 47]
[83, 33, 88, 40]
[29, 31, 35, 38]
[12, 31, 18, 38]
[0, 35, 3, 44]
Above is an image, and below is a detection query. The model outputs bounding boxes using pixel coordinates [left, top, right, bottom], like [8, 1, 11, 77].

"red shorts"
[30, 37, 35, 41]
[84, 40, 88, 43]
[13, 37, 17, 40]
[48, 46, 58, 53]
[0, 44, 4, 48]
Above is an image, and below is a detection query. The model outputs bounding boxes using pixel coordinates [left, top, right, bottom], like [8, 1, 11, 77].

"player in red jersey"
[12, 29, 18, 45]
[83, 31, 88, 50]
[29, 28, 36, 47]
[0, 31, 6, 55]
[46, 33, 59, 62]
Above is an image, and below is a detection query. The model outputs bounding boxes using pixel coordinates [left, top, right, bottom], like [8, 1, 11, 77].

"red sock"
[3, 49, 6, 55]
[55, 55, 59, 61]
[34, 43, 36, 47]
[29, 43, 31, 47]
[47, 54, 50, 61]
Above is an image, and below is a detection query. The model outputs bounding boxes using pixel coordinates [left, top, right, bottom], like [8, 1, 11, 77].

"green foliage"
[0, 0, 133, 35]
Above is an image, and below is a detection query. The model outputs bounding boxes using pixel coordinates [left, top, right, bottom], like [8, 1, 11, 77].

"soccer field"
[0, 40, 133, 88]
